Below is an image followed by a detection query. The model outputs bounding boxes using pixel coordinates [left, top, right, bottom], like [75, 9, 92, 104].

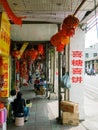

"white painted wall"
[11, 24, 58, 41]
[70, 28, 85, 120]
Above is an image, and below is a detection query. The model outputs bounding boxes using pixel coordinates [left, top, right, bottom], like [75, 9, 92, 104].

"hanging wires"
[94, 0, 98, 38]
[73, 0, 87, 16]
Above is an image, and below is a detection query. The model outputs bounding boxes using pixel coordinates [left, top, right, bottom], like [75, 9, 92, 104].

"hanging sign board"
[0, 12, 10, 56]
[0, 12, 10, 97]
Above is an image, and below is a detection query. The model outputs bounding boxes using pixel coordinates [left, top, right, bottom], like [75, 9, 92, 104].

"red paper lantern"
[27, 49, 38, 60]
[58, 30, 70, 45]
[62, 15, 79, 37]
[38, 44, 44, 55]
[56, 44, 64, 52]
[11, 50, 20, 58]
[50, 30, 69, 47]
[65, 28, 75, 37]
[31, 50, 38, 60]
[50, 33, 60, 47]
[62, 15, 79, 29]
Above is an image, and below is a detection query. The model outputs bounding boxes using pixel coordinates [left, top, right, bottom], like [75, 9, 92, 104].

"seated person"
[8, 89, 17, 119]
[12, 92, 29, 121]
[8, 89, 16, 104]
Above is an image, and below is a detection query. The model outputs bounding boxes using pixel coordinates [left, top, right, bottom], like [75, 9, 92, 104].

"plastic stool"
[15, 117, 24, 126]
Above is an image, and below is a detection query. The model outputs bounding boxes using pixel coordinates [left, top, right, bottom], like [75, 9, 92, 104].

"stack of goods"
[60, 101, 79, 125]
[35, 86, 45, 95]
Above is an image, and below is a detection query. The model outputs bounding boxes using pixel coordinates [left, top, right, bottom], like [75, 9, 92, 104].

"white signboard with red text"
[70, 28, 85, 120]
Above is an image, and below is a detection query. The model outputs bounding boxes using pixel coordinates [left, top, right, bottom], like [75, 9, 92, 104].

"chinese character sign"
[0, 12, 10, 56]
[71, 51, 83, 84]
[0, 57, 9, 97]
[69, 28, 85, 119]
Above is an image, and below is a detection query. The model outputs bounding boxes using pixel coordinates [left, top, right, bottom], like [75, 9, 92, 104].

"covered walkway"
[7, 84, 87, 130]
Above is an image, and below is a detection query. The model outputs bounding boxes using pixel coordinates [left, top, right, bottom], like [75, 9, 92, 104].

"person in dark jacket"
[12, 91, 29, 121]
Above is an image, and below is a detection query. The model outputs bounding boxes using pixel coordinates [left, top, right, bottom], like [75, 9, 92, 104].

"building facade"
[85, 43, 98, 74]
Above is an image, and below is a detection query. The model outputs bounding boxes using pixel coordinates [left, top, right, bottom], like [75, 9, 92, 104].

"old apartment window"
[85, 53, 89, 58]
[93, 53, 97, 57]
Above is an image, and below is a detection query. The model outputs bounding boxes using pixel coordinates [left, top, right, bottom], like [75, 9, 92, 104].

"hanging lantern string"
[73, 0, 87, 16]
[71, 0, 72, 12]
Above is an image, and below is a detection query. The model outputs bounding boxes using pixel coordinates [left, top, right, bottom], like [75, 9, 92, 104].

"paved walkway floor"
[7, 84, 94, 130]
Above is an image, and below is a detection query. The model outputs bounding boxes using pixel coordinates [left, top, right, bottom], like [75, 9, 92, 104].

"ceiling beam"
[11, 40, 50, 44]
[10, 20, 60, 24]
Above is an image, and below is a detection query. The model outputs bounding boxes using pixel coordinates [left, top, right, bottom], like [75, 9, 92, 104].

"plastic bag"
[61, 72, 71, 88]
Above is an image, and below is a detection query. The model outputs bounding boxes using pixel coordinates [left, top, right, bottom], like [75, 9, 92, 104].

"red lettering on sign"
[72, 59, 83, 66]
[71, 76, 83, 83]
[72, 51, 82, 58]
[72, 68, 82, 74]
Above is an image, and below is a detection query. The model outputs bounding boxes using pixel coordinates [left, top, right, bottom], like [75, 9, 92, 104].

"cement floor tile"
[35, 126, 52, 130]
[35, 112, 48, 117]
[29, 116, 36, 121]
[82, 119, 98, 130]
[25, 119, 36, 124]
[25, 125, 36, 130]
[34, 121, 51, 126]
[29, 111, 36, 117]
[7, 124, 26, 130]
[36, 116, 49, 121]
[51, 125, 85, 130]
[36, 108, 47, 112]
[30, 104, 36, 108]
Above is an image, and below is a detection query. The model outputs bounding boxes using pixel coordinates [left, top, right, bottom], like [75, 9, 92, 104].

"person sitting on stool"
[12, 91, 29, 122]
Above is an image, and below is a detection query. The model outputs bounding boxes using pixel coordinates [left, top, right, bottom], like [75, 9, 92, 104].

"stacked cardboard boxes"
[60, 101, 79, 125]
[60, 101, 78, 113]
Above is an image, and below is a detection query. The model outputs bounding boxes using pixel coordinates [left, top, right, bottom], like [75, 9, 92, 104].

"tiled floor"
[7, 85, 87, 130]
